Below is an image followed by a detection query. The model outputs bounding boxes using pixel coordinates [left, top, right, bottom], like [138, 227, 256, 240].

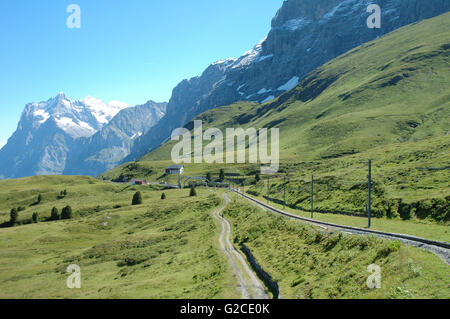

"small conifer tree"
[132, 191, 143, 205]
[61, 206, 73, 220]
[10, 208, 18, 225]
[51, 207, 60, 221]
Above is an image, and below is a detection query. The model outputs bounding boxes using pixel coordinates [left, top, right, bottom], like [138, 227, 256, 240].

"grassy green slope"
[0, 176, 239, 298]
[101, 13, 449, 227]
[225, 193, 449, 299]
[0, 176, 448, 299]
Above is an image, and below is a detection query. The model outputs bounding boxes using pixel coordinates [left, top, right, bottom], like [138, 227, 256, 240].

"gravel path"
[213, 193, 269, 299]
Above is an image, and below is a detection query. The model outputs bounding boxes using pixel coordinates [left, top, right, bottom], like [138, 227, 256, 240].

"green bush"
[161, 193, 166, 200]
[132, 191, 143, 205]
[10, 208, 18, 225]
[413, 198, 448, 222]
[61, 206, 73, 220]
[50, 207, 60, 221]
[376, 240, 401, 259]
[383, 199, 399, 219]
[32, 212, 39, 223]
[397, 199, 412, 220]
[190, 187, 197, 197]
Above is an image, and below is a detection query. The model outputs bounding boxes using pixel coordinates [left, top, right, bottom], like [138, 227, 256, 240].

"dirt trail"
[213, 193, 269, 299]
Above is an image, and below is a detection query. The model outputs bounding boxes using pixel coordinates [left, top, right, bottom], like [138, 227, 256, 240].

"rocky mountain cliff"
[126, 0, 450, 161]
[0, 94, 166, 179]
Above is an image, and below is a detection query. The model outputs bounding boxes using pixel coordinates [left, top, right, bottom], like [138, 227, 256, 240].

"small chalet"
[165, 165, 184, 175]
[130, 179, 148, 185]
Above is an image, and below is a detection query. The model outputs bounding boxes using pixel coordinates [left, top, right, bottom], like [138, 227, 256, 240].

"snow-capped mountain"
[0, 94, 165, 179]
[126, 0, 450, 161]
[24, 92, 129, 139]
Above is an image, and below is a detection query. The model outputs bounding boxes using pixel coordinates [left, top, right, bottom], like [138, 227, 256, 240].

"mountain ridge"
[0, 94, 166, 179]
[125, 0, 450, 162]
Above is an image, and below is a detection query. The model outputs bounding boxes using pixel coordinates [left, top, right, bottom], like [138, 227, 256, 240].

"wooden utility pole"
[311, 175, 314, 219]
[368, 160, 372, 228]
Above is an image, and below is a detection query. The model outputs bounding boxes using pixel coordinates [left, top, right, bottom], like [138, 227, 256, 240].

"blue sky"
[0, 0, 284, 148]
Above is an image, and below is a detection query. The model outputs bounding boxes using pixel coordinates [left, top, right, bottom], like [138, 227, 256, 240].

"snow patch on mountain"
[257, 54, 274, 62]
[258, 88, 271, 94]
[280, 18, 312, 31]
[54, 117, 97, 138]
[278, 76, 300, 91]
[231, 37, 266, 69]
[213, 57, 238, 66]
[261, 95, 275, 103]
[108, 100, 130, 109]
[130, 131, 143, 139]
[33, 109, 50, 124]
[80, 96, 128, 125]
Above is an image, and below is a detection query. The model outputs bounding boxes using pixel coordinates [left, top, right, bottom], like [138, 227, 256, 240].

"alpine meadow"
[0, 0, 449, 302]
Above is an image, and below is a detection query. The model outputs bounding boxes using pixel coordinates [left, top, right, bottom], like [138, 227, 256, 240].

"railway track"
[231, 189, 450, 265]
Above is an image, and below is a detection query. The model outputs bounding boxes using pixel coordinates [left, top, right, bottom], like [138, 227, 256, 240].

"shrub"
[17, 206, 26, 212]
[132, 191, 143, 205]
[397, 199, 412, 220]
[382, 199, 398, 219]
[61, 206, 73, 220]
[413, 198, 448, 222]
[32, 212, 39, 223]
[376, 240, 401, 259]
[219, 169, 225, 182]
[161, 193, 166, 200]
[37, 194, 42, 204]
[190, 187, 197, 197]
[255, 173, 261, 183]
[10, 208, 18, 225]
[50, 207, 60, 221]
